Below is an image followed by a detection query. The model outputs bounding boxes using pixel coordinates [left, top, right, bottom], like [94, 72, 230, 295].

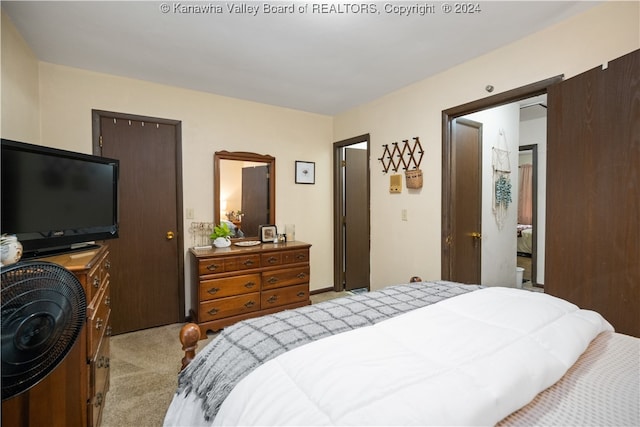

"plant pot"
[212, 237, 231, 248]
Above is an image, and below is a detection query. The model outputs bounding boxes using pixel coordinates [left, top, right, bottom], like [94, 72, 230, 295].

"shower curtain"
[518, 164, 533, 225]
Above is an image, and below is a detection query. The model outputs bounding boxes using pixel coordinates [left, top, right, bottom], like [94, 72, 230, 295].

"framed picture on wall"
[295, 161, 315, 184]
[259, 224, 278, 243]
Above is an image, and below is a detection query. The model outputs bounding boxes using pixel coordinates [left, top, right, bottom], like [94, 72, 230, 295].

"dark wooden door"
[450, 118, 482, 284]
[546, 49, 639, 337]
[344, 147, 369, 290]
[241, 165, 270, 237]
[96, 113, 183, 334]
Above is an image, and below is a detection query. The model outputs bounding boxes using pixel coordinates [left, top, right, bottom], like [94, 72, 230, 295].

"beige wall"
[2, 1, 639, 299]
[333, 1, 639, 289]
[1, 11, 334, 300]
[37, 63, 335, 294]
[1, 11, 40, 143]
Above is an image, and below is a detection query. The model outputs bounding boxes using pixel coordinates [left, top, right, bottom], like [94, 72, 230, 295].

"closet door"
[546, 49, 639, 337]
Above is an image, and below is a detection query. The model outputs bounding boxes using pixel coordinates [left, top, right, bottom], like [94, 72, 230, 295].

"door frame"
[91, 109, 185, 321]
[333, 134, 370, 292]
[518, 144, 539, 286]
[441, 76, 562, 280]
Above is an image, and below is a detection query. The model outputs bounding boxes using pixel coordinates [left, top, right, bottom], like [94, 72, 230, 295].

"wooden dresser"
[63, 245, 112, 427]
[2, 245, 112, 427]
[189, 241, 311, 336]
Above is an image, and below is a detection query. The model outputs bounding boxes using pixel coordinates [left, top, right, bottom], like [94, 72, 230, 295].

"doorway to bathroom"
[333, 134, 370, 292]
[442, 77, 558, 287]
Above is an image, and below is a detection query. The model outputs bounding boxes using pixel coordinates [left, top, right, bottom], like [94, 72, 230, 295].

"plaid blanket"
[176, 281, 482, 421]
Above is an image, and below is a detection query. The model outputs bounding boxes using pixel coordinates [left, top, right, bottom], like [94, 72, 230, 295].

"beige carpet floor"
[101, 323, 191, 426]
[101, 291, 350, 426]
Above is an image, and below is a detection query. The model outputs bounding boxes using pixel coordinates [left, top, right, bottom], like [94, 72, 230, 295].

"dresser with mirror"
[188, 151, 311, 336]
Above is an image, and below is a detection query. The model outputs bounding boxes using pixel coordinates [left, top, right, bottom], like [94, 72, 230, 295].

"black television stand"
[21, 243, 101, 260]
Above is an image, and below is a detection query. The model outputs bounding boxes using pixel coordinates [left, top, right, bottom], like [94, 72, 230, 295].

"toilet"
[516, 267, 525, 288]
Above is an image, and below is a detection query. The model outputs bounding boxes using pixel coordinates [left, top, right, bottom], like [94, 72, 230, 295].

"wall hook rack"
[378, 137, 423, 173]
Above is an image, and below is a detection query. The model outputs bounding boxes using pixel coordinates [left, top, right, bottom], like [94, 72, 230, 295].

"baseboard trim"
[310, 286, 335, 295]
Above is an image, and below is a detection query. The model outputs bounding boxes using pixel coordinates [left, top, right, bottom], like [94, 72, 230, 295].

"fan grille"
[2, 261, 87, 400]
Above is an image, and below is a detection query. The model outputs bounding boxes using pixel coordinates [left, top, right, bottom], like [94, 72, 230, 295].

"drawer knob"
[207, 307, 219, 315]
[244, 282, 256, 289]
[106, 326, 112, 336]
[95, 318, 103, 330]
[207, 264, 221, 272]
[296, 254, 306, 260]
[207, 287, 220, 295]
[296, 273, 307, 279]
[95, 392, 103, 407]
[243, 259, 255, 266]
[267, 295, 278, 303]
[97, 355, 111, 369]
[297, 291, 306, 298]
[93, 276, 100, 288]
[267, 277, 278, 284]
[244, 301, 255, 308]
[267, 256, 278, 264]
[105, 260, 111, 270]
[105, 296, 111, 306]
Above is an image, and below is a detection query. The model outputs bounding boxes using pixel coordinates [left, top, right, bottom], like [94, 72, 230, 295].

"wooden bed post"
[180, 323, 201, 371]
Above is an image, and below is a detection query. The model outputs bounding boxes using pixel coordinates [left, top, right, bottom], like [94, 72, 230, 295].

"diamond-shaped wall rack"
[379, 137, 423, 173]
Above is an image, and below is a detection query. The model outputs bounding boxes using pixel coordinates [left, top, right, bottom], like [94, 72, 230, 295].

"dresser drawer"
[261, 252, 282, 267]
[198, 254, 261, 275]
[199, 273, 260, 301]
[198, 258, 225, 275]
[199, 292, 260, 321]
[283, 249, 309, 265]
[261, 284, 309, 309]
[262, 266, 310, 290]
[89, 333, 110, 427]
[88, 281, 111, 358]
[225, 254, 260, 272]
[85, 251, 110, 304]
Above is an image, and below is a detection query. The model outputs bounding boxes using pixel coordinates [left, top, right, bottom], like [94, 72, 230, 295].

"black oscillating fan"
[1, 261, 86, 400]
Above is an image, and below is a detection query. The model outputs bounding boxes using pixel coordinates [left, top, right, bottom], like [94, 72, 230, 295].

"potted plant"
[210, 223, 233, 248]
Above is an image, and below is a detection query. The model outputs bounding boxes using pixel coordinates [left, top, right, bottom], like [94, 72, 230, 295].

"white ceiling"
[2, 1, 599, 115]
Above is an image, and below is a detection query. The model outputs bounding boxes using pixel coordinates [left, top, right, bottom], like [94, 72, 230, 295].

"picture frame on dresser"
[259, 225, 277, 243]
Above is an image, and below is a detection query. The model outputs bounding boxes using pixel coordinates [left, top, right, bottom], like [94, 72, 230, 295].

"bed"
[164, 281, 639, 426]
[517, 224, 533, 255]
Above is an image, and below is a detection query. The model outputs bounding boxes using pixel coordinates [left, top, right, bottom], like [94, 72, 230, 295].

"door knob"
[166, 231, 175, 240]
[470, 232, 482, 239]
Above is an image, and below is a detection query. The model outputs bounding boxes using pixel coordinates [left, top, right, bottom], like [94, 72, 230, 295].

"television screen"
[1, 139, 119, 257]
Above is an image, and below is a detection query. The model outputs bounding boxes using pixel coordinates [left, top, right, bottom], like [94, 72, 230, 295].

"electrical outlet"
[401, 209, 408, 221]
[186, 208, 194, 219]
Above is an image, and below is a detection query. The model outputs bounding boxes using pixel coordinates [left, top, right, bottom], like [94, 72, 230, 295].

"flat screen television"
[1, 139, 119, 258]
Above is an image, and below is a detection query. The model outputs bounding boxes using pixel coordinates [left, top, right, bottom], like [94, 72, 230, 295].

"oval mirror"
[214, 151, 276, 239]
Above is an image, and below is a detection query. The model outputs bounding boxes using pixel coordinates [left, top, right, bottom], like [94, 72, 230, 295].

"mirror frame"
[214, 150, 276, 238]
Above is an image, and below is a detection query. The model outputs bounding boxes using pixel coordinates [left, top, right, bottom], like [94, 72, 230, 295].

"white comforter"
[211, 287, 613, 426]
